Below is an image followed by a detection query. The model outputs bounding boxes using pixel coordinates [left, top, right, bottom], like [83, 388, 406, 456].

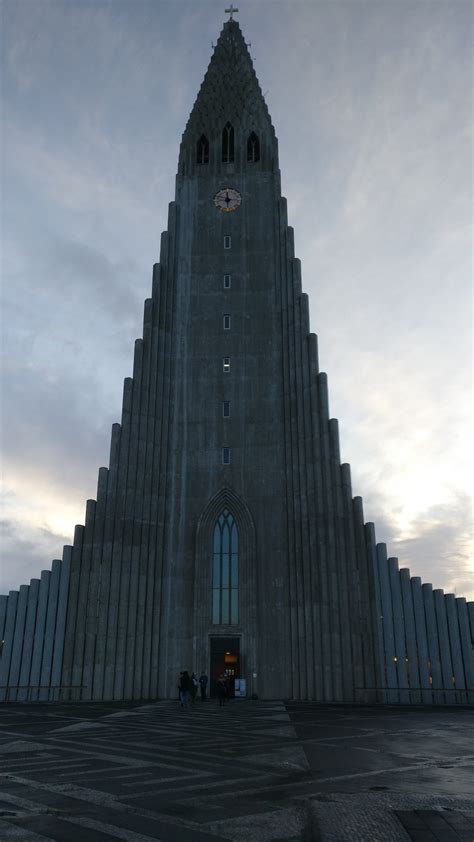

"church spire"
[178, 18, 278, 176]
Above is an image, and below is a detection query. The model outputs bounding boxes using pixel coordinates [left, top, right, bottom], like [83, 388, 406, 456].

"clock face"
[214, 187, 242, 212]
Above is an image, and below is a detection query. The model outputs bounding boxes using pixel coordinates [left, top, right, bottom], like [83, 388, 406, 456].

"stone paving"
[0, 700, 472, 841]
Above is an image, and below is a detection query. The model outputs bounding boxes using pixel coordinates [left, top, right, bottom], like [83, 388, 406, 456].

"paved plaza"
[0, 700, 472, 841]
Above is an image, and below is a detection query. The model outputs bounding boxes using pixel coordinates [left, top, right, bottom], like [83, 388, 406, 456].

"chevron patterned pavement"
[0, 700, 473, 841]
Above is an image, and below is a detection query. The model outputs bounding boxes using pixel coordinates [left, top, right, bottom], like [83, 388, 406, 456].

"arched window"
[222, 122, 234, 163]
[247, 131, 260, 162]
[196, 134, 209, 164]
[212, 508, 238, 624]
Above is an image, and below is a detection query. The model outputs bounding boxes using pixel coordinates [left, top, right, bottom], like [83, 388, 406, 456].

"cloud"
[389, 492, 473, 601]
[0, 517, 71, 594]
[0, 0, 471, 606]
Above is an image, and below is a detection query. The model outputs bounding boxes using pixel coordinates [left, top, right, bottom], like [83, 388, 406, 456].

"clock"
[214, 187, 242, 212]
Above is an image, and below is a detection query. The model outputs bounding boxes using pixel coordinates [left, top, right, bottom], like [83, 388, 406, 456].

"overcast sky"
[1, 0, 472, 601]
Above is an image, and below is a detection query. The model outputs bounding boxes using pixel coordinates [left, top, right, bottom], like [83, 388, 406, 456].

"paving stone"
[396, 811, 429, 829]
[0, 701, 472, 841]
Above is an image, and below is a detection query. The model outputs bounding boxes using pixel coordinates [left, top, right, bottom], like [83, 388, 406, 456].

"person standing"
[217, 675, 227, 707]
[199, 671, 208, 701]
[179, 671, 191, 708]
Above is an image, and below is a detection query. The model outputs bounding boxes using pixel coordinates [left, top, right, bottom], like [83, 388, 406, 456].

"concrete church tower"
[1, 17, 472, 705]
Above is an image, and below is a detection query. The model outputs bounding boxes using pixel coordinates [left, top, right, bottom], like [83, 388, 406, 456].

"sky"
[1, 0, 472, 600]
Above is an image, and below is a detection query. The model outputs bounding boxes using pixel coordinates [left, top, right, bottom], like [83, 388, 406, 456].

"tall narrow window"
[212, 508, 239, 625]
[224, 235, 231, 249]
[223, 357, 230, 372]
[223, 401, 230, 417]
[247, 131, 260, 162]
[224, 274, 231, 289]
[223, 314, 231, 330]
[222, 447, 230, 465]
[222, 122, 234, 163]
[196, 134, 209, 164]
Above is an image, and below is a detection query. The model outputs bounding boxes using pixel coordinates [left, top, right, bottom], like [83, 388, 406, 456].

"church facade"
[1, 19, 473, 704]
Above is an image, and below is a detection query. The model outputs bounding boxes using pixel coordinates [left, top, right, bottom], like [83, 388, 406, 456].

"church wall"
[371, 555, 474, 704]
[157, 166, 294, 700]
[0, 553, 71, 701]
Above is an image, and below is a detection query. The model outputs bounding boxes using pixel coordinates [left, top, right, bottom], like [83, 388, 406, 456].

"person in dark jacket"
[179, 671, 191, 708]
[199, 671, 208, 701]
[217, 675, 227, 706]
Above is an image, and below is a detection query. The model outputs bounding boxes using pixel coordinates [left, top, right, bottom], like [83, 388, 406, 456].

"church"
[1, 15, 472, 705]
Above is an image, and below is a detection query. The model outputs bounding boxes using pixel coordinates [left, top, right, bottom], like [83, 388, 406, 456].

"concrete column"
[445, 594, 466, 703]
[104, 377, 133, 699]
[341, 466, 364, 701]
[151, 242, 173, 698]
[399, 569, 421, 702]
[376, 544, 398, 702]
[308, 336, 332, 701]
[8, 585, 29, 701]
[0, 594, 7, 640]
[29, 571, 51, 701]
[286, 225, 295, 260]
[118, 339, 144, 700]
[133, 298, 154, 700]
[157, 202, 188, 698]
[61, 524, 85, 697]
[81, 469, 108, 700]
[154, 234, 174, 697]
[410, 576, 432, 703]
[302, 331, 323, 701]
[433, 589, 454, 703]
[51, 546, 72, 700]
[294, 287, 315, 699]
[422, 584, 443, 703]
[351, 498, 376, 702]
[329, 427, 354, 702]
[282, 245, 304, 699]
[123, 337, 146, 700]
[38, 559, 61, 701]
[364, 522, 385, 702]
[18, 579, 40, 700]
[468, 603, 474, 641]
[308, 331, 319, 374]
[93, 423, 121, 699]
[0, 592, 18, 700]
[318, 373, 343, 700]
[142, 265, 162, 700]
[71, 500, 96, 698]
[297, 309, 321, 700]
[388, 558, 409, 702]
[455, 598, 474, 703]
[293, 285, 317, 699]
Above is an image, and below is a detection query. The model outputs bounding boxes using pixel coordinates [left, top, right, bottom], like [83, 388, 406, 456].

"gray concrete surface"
[0, 700, 472, 841]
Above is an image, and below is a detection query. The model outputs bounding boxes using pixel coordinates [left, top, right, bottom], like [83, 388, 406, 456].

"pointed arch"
[196, 134, 209, 164]
[222, 122, 235, 163]
[247, 131, 260, 162]
[212, 508, 239, 624]
[193, 488, 257, 676]
[196, 487, 255, 548]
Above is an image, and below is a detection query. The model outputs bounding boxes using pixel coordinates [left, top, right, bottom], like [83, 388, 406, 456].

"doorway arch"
[193, 488, 257, 690]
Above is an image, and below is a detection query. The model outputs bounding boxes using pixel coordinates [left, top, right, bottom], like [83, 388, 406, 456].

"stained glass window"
[212, 509, 239, 624]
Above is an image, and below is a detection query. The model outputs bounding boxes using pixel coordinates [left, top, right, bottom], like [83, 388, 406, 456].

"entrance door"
[210, 637, 240, 698]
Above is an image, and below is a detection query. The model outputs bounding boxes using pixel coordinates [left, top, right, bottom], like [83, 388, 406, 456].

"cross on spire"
[225, 4, 239, 20]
